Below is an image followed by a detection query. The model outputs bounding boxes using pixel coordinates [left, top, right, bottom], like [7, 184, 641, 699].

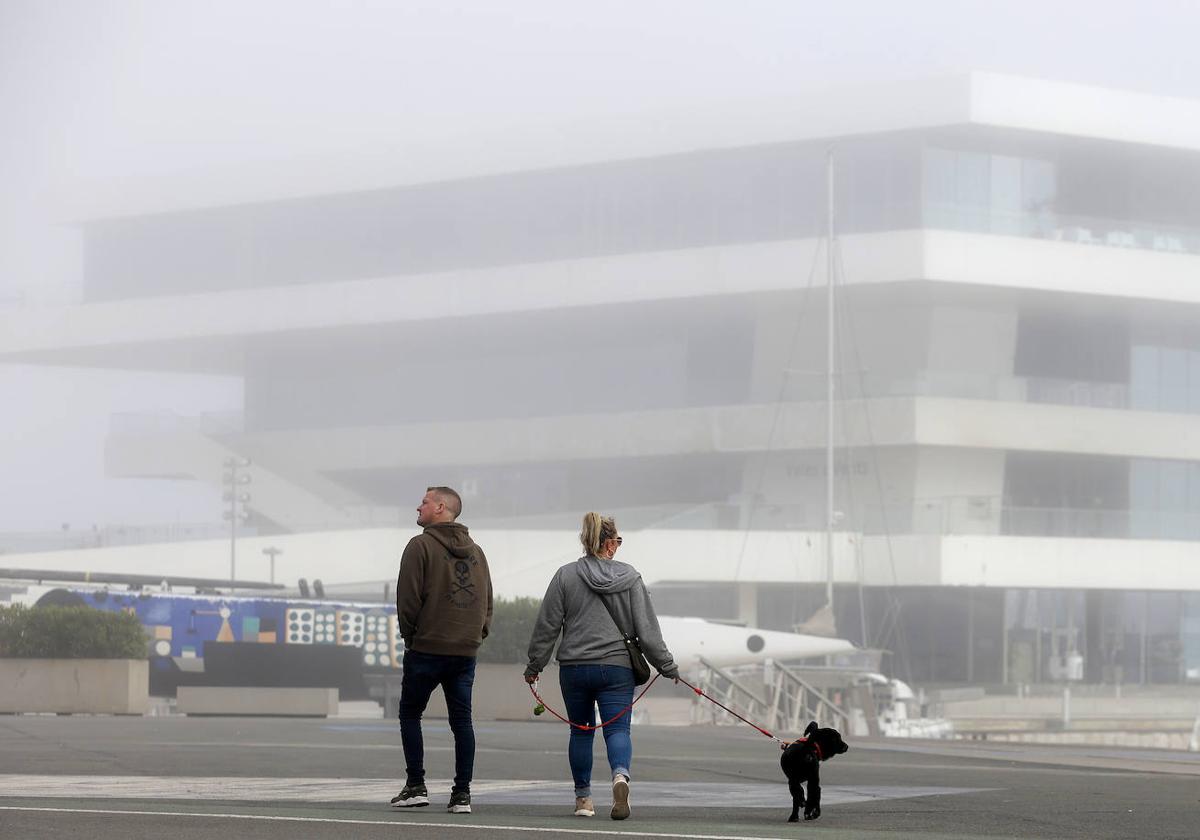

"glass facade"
[995, 589, 1195, 685]
[82, 130, 1200, 304]
[1129, 459, 1200, 540]
[1004, 589, 1087, 684]
[922, 148, 1056, 237]
[1001, 452, 1128, 538]
[1093, 591, 1145, 684]
[649, 583, 1197, 686]
[922, 142, 1200, 252]
[1184, 593, 1200, 682]
[83, 137, 923, 303]
[1130, 344, 1200, 414]
[998, 452, 1200, 542]
[1014, 310, 1129, 386]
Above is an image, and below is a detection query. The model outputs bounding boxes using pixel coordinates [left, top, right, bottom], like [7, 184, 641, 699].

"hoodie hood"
[575, 554, 641, 594]
[424, 521, 478, 559]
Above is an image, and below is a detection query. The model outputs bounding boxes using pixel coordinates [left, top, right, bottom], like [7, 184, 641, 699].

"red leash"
[527, 672, 788, 745]
[528, 673, 660, 730]
[676, 675, 787, 745]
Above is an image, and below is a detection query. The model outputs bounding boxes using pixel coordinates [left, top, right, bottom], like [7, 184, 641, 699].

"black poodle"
[779, 720, 849, 821]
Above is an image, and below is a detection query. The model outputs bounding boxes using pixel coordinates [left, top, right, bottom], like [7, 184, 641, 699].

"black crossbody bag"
[596, 591, 652, 685]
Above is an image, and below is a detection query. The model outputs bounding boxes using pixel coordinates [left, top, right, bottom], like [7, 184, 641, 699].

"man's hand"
[524, 673, 538, 684]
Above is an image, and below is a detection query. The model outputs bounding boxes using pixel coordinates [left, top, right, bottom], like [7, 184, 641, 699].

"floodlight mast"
[222, 457, 252, 587]
[262, 546, 283, 585]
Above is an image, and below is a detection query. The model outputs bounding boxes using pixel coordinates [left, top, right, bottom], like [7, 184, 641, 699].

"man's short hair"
[427, 486, 462, 519]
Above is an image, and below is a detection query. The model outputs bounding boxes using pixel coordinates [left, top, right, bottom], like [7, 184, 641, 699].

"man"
[390, 486, 493, 815]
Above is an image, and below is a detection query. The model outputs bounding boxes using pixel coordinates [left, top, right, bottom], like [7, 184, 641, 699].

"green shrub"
[0, 604, 148, 659]
[477, 596, 542, 663]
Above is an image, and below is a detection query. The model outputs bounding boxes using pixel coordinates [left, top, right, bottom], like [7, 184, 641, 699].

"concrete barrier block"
[177, 686, 339, 717]
[0, 659, 149, 715]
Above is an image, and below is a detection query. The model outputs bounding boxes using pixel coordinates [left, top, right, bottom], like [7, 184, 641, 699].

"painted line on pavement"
[0, 775, 991, 807]
[0, 806, 807, 839]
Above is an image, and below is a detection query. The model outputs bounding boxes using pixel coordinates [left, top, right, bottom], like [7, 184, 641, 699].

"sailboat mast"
[825, 149, 835, 611]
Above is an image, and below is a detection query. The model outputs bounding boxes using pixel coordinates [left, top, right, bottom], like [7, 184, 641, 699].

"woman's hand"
[524, 673, 538, 684]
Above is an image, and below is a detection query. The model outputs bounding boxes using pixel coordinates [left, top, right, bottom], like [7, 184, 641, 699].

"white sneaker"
[574, 796, 595, 817]
[610, 775, 630, 820]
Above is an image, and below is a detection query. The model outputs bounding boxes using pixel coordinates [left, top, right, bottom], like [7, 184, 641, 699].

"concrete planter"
[0, 658, 149, 715]
[177, 686, 339, 717]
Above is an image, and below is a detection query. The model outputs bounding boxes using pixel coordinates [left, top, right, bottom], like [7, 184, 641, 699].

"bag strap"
[578, 567, 636, 641]
[596, 589, 636, 641]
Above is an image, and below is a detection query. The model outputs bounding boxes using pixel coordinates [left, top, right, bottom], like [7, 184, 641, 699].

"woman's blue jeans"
[558, 663, 635, 797]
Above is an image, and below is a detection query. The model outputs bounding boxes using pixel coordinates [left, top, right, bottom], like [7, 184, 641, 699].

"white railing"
[766, 660, 851, 735]
[923, 203, 1200, 256]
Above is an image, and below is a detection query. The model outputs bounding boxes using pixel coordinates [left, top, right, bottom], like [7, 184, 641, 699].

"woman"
[524, 512, 679, 820]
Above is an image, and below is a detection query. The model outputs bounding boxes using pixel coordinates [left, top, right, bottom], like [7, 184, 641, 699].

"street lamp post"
[221, 457, 252, 586]
[262, 546, 283, 585]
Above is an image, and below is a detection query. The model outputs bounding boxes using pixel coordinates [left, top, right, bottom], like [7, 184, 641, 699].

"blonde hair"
[580, 512, 618, 557]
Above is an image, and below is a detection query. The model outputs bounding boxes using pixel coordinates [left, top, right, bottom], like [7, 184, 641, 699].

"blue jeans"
[399, 649, 477, 793]
[558, 663, 635, 797]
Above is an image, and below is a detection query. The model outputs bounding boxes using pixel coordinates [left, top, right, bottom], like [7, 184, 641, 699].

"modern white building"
[4, 73, 1200, 685]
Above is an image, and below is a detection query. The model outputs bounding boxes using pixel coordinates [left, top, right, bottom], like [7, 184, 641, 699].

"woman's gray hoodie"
[524, 555, 678, 679]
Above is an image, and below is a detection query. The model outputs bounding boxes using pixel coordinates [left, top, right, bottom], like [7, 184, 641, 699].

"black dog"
[779, 720, 849, 822]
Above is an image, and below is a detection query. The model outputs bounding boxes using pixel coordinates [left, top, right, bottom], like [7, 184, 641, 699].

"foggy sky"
[1, 0, 1199, 531]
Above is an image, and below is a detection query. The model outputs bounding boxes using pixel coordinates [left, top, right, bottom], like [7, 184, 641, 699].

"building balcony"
[645, 497, 1200, 542]
[785, 370, 1136, 412]
[924, 204, 1200, 257]
[5, 227, 1200, 377]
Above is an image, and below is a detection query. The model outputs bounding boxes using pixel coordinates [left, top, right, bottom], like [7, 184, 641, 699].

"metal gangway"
[764, 659, 851, 735]
[689, 657, 772, 729]
[690, 657, 850, 736]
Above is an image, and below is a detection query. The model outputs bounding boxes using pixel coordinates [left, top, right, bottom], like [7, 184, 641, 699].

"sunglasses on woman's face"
[613, 536, 623, 545]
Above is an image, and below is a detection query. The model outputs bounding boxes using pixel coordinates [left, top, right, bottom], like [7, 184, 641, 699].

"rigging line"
[830, 269, 901, 658]
[834, 239, 900, 613]
[830, 241, 870, 648]
[827, 247, 872, 650]
[829, 243, 896, 614]
[833, 237, 912, 679]
[788, 236, 834, 626]
[732, 235, 825, 583]
[832, 253, 875, 654]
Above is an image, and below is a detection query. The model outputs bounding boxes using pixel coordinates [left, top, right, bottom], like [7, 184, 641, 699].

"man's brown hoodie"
[396, 521, 493, 657]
